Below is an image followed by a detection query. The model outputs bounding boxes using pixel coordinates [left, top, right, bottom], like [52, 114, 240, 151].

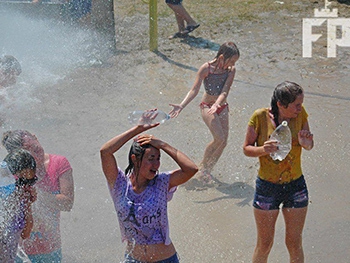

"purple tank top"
[109, 168, 177, 245]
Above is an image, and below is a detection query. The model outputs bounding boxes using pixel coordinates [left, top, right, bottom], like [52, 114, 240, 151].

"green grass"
[114, 0, 304, 25]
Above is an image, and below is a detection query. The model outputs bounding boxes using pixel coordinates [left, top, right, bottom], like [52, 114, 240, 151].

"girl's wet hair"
[125, 140, 153, 175]
[271, 81, 304, 126]
[2, 130, 33, 152]
[4, 149, 36, 175]
[215, 42, 240, 60]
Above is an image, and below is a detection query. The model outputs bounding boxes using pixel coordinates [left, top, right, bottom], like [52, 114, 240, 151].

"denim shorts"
[124, 253, 179, 263]
[253, 175, 309, 210]
[165, 0, 183, 5]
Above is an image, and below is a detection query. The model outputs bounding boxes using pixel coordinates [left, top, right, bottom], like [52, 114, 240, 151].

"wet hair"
[0, 55, 22, 76]
[2, 130, 33, 152]
[125, 141, 153, 175]
[4, 149, 36, 175]
[215, 42, 240, 61]
[271, 81, 304, 126]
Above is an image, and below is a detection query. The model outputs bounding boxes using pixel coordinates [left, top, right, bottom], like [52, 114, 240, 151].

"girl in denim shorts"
[243, 81, 314, 263]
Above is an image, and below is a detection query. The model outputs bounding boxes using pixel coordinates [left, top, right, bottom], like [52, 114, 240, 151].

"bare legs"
[283, 207, 307, 263]
[199, 106, 229, 178]
[252, 207, 308, 263]
[167, 3, 198, 33]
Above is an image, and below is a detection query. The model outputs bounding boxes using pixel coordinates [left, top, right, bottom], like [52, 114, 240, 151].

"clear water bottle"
[270, 121, 292, 161]
[17, 245, 32, 263]
[0, 161, 16, 198]
[128, 110, 170, 125]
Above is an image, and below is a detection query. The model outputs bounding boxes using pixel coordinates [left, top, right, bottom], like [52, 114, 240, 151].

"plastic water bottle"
[17, 245, 32, 263]
[0, 161, 16, 198]
[270, 121, 292, 161]
[128, 110, 170, 125]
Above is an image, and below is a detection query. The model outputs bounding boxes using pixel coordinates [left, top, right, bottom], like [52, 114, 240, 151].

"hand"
[136, 109, 161, 129]
[263, 140, 279, 154]
[298, 130, 313, 150]
[136, 134, 163, 149]
[207, 103, 221, 115]
[22, 186, 37, 205]
[168, 104, 183, 118]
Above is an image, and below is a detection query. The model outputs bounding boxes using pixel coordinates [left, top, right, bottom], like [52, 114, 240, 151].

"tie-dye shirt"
[110, 168, 177, 245]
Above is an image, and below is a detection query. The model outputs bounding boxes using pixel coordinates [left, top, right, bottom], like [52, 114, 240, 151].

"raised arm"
[169, 63, 208, 118]
[164, 143, 198, 189]
[136, 135, 198, 189]
[100, 122, 159, 189]
[298, 120, 314, 150]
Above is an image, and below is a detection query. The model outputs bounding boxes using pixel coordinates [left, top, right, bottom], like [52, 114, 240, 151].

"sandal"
[183, 24, 200, 34]
[168, 31, 188, 39]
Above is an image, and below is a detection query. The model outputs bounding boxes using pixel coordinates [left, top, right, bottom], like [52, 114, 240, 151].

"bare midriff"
[126, 241, 176, 262]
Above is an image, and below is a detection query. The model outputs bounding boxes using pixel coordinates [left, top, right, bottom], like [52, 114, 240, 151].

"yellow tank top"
[248, 107, 308, 184]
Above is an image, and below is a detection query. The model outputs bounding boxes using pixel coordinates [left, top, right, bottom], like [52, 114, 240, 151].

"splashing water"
[0, 5, 113, 119]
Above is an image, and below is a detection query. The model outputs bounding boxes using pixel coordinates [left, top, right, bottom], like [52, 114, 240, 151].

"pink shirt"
[109, 168, 176, 245]
[23, 154, 72, 255]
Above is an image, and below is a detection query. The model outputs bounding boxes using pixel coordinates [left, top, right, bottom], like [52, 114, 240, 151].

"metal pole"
[149, 0, 158, 51]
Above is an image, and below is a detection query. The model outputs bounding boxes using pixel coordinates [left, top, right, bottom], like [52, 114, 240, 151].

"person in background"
[166, 0, 200, 39]
[169, 42, 239, 183]
[0, 55, 22, 125]
[2, 130, 74, 263]
[243, 81, 314, 263]
[100, 110, 198, 262]
[1, 149, 37, 263]
[68, 0, 92, 25]
[0, 55, 22, 89]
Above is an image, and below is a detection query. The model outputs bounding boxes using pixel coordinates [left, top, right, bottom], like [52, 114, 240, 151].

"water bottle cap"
[281, 121, 288, 126]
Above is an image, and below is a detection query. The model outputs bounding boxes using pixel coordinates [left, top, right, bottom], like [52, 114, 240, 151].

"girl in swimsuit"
[169, 42, 239, 183]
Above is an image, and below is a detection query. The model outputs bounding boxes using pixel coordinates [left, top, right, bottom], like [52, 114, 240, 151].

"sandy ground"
[1, 0, 350, 262]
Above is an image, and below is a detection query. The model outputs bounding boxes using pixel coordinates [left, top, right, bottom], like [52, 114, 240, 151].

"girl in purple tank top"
[100, 109, 198, 263]
[169, 42, 240, 184]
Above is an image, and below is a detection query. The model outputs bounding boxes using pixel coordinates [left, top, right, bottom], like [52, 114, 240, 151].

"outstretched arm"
[100, 120, 159, 189]
[169, 63, 208, 118]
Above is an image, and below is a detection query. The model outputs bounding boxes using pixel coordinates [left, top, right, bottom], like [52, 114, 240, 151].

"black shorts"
[165, 0, 183, 5]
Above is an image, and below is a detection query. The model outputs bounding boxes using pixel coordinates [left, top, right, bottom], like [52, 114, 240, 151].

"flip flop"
[168, 31, 188, 39]
[183, 24, 200, 34]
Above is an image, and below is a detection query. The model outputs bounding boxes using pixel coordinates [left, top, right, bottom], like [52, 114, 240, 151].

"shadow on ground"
[184, 179, 254, 207]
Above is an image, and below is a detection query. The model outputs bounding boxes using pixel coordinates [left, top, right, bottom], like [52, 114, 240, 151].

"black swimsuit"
[203, 63, 229, 96]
